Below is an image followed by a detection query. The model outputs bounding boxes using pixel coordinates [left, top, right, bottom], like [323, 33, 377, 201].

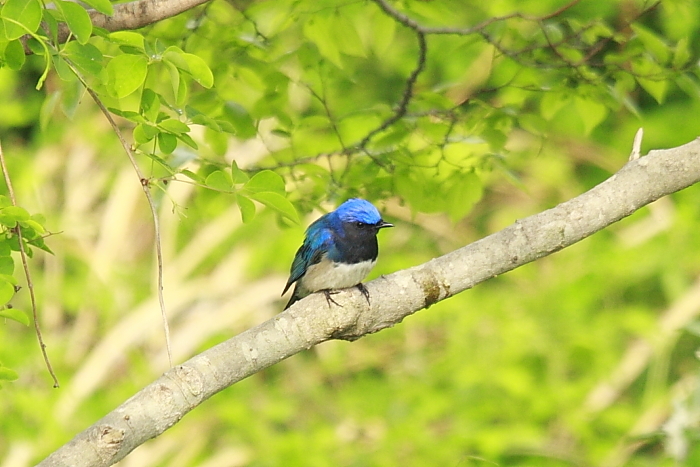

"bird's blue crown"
[333, 198, 382, 224]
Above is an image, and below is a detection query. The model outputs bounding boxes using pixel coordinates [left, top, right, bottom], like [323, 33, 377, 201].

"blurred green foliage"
[1, 0, 700, 466]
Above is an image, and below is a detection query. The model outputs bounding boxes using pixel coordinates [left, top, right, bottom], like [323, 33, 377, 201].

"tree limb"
[38, 136, 700, 466]
[56, 0, 210, 43]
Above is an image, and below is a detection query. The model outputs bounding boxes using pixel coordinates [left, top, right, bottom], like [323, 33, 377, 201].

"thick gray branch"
[39, 137, 700, 466]
[53, 0, 210, 44]
[90, 0, 209, 31]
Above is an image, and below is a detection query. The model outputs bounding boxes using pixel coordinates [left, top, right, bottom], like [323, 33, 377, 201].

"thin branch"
[355, 27, 427, 150]
[351, 0, 582, 152]
[38, 136, 700, 466]
[371, 0, 582, 35]
[84, 88, 173, 368]
[0, 139, 59, 387]
[305, 82, 347, 151]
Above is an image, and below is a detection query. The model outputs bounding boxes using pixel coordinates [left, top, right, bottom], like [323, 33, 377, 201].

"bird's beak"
[377, 220, 393, 229]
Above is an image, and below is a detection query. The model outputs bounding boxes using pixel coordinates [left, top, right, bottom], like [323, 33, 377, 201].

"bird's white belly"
[301, 258, 376, 292]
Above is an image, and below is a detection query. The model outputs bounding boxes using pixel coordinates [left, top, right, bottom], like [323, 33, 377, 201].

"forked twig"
[0, 138, 60, 387]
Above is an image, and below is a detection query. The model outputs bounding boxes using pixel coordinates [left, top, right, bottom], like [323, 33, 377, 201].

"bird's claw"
[322, 284, 370, 307]
[356, 283, 371, 305]
[323, 290, 342, 308]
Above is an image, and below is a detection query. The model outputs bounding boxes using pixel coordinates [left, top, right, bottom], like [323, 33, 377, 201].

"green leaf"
[329, 13, 365, 58]
[636, 77, 668, 104]
[0, 206, 30, 227]
[676, 74, 700, 100]
[109, 31, 144, 50]
[540, 92, 569, 121]
[157, 132, 177, 154]
[61, 41, 103, 77]
[205, 170, 233, 191]
[108, 108, 145, 123]
[0, 307, 27, 326]
[244, 170, 286, 195]
[0, 274, 17, 286]
[163, 60, 181, 103]
[159, 119, 190, 135]
[133, 123, 157, 144]
[57, 0, 92, 44]
[0, 239, 11, 256]
[631, 24, 669, 64]
[237, 194, 255, 223]
[0, 256, 12, 275]
[222, 102, 257, 139]
[30, 213, 46, 224]
[106, 54, 148, 99]
[142, 123, 161, 140]
[163, 48, 213, 88]
[371, 7, 396, 56]
[0, 279, 15, 305]
[20, 219, 43, 233]
[248, 192, 299, 223]
[142, 152, 176, 174]
[176, 133, 198, 149]
[231, 160, 249, 184]
[445, 171, 482, 222]
[0, 366, 19, 381]
[28, 236, 53, 255]
[2, 0, 42, 40]
[574, 97, 608, 135]
[43, 8, 59, 43]
[80, 0, 113, 15]
[190, 113, 221, 132]
[175, 73, 188, 106]
[673, 38, 690, 69]
[3, 39, 25, 70]
[139, 88, 160, 122]
[52, 55, 77, 82]
[303, 14, 342, 68]
[181, 53, 214, 88]
[180, 169, 203, 183]
[18, 219, 45, 236]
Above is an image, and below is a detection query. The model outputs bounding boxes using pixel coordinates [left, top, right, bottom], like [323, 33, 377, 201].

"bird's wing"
[282, 225, 333, 295]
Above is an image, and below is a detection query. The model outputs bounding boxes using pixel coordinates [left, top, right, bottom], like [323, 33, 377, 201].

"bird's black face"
[335, 218, 392, 263]
[343, 219, 392, 244]
[351, 219, 393, 232]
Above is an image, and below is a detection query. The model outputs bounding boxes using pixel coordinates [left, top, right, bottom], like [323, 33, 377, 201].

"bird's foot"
[323, 290, 342, 308]
[356, 283, 370, 305]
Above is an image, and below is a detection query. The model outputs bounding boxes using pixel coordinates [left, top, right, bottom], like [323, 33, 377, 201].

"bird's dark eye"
[355, 221, 365, 228]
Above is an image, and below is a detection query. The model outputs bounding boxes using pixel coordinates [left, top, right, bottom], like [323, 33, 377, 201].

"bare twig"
[370, 0, 582, 35]
[83, 87, 173, 368]
[51, 55, 175, 368]
[629, 128, 644, 161]
[0, 139, 60, 387]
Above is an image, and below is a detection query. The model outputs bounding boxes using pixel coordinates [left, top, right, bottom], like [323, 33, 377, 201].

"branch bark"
[55, 0, 210, 44]
[39, 136, 700, 466]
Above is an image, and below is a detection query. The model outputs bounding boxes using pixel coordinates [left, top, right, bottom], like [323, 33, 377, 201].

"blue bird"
[282, 198, 393, 309]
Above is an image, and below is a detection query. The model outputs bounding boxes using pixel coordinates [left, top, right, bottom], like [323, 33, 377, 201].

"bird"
[282, 198, 393, 309]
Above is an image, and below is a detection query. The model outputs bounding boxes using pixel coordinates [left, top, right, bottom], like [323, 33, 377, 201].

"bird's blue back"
[285, 217, 333, 288]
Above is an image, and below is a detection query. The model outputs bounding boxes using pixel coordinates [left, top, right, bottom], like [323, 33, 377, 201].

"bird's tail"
[283, 284, 302, 310]
[283, 294, 298, 310]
